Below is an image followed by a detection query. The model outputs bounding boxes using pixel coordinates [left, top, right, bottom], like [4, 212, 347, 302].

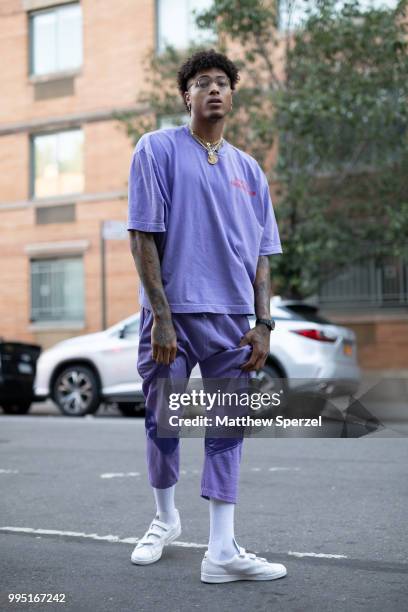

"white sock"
[153, 485, 178, 525]
[208, 498, 240, 561]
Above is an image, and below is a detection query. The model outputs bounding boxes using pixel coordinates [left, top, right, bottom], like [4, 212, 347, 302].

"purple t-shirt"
[127, 124, 283, 315]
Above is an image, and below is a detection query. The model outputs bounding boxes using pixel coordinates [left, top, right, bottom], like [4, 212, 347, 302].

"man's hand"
[239, 325, 271, 372]
[129, 230, 177, 365]
[151, 317, 178, 365]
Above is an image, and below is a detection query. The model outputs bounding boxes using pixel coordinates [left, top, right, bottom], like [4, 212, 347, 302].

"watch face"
[257, 318, 275, 331]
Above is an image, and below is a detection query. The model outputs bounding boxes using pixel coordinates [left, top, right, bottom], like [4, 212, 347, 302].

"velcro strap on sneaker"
[137, 520, 169, 546]
[151, 518, 171, 530]
[137, 537, 154, 547]
[248, 552, 268, 563]
[150, 520, 169, 533]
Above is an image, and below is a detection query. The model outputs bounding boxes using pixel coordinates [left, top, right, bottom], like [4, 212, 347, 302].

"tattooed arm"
[253, 255, 272, 320]
[240, 255, 272, 371]
[129, 230, 177, 365]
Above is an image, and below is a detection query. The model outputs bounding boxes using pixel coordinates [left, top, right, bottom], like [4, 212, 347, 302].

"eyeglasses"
[188, 76, 231, 91]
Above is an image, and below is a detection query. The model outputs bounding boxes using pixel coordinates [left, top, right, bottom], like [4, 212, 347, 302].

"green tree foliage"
[117, 0, 408, 299]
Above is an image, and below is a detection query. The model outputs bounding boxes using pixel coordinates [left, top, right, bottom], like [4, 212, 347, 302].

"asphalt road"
[0, 411, 407, 612]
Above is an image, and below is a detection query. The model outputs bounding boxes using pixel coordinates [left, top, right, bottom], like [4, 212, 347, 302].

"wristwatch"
[255, 317, 275, 332]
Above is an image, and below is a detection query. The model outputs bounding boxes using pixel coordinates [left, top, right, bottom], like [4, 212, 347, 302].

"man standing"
[128, 49, 286, 583]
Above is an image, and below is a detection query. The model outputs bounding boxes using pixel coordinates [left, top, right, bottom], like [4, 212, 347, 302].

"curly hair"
[177, 49, 240, 111]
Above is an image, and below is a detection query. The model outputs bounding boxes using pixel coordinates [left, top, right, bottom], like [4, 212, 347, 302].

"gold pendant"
[208, 152, 218, 164]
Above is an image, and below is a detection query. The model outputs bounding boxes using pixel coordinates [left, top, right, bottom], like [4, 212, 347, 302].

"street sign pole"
[100, 221, 128, 330]
[100, 221, 107, 330]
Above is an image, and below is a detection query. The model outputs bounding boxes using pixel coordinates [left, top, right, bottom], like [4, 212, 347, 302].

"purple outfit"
[128, 124, 283, 503]
[128, 124, 282, 314]
[138, 307, 252, 503]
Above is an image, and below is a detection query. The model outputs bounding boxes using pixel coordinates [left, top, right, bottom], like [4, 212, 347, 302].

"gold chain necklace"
[188, 125, 224, 165]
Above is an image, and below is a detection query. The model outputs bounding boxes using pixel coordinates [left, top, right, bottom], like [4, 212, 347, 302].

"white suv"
[34, 297, 360, 416]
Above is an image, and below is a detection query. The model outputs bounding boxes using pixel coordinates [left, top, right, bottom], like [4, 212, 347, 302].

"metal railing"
[318, 255, 408, 309]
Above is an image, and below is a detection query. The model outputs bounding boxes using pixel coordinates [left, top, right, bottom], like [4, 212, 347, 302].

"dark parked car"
[0, 341, 42, 414]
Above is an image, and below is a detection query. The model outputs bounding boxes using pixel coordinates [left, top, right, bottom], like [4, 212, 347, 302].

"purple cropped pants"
[137, 307, 253, 504]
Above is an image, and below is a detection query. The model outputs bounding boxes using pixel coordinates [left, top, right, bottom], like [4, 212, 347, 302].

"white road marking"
[1, 527, 126, 542]
[288, 551, 348, 559]
[0, 527, 207, 548]
[100, 472, 141, 479]
[0, 527, 347, 558]
[167, 541, 207, 548]
[268, 467, 300, 472]
[0, 469, 19, 474]
[175, 467, 301, 475]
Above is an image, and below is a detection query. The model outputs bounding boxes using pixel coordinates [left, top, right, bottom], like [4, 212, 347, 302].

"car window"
[248, 310, 289, 322]
[123, 317, 140, 336]
[281, 305, 332, 324]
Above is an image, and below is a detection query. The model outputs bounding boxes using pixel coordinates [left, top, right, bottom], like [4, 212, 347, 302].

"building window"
[30, 2, 83, 77]
[32, 129, 84, 198]
[277, 0, 310, 31]
[35, 204, 76, 224]
[30, 257, 85, 322]
[277, 1, 399, 32]
[157, 0, 215, 53]
[318, 255, 408, 309]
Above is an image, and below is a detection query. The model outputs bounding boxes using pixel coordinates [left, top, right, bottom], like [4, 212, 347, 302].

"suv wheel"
[52, 365, 100, 416]
[250, 364, 288, 416]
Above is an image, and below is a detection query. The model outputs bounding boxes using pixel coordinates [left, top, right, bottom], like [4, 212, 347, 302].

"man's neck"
[189, 117, 225, 144]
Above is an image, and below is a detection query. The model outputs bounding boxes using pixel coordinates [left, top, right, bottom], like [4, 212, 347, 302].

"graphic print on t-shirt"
[230, 178, 257, 197]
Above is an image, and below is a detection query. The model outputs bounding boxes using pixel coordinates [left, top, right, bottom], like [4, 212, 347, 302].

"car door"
[98, 318, 142, 395]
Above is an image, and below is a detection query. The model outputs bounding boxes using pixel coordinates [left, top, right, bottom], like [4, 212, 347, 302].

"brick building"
[0, 0, 407, 370]
[0, 0, 156, 350]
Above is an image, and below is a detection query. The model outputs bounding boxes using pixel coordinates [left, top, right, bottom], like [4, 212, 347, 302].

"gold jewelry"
[188, 125, 224, 165]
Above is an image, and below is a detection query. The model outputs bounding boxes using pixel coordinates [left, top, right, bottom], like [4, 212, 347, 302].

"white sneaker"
[201, 539, 287, 583]
[131, 510, 181, 565]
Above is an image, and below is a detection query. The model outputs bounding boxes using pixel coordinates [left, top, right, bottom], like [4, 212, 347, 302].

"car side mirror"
[119, 326, 126, 339]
